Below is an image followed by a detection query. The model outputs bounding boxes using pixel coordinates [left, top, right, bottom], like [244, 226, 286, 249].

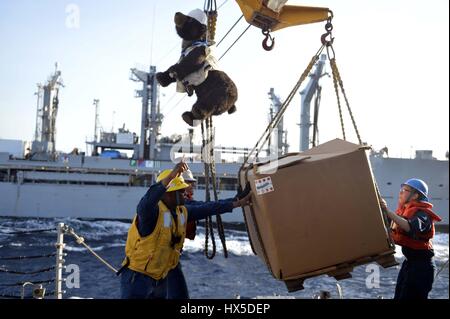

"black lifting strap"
[201, 118, 228, 259]
[320, 15, 362, 145]
[202, 120, 216, 259]
[202, 0, 228, 260]
[208, 117, 228, 258]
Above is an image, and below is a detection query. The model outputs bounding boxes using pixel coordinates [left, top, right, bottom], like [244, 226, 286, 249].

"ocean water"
[0, 218, 448, 299]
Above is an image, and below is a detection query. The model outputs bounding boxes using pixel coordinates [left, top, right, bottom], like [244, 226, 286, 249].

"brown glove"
[185, 221, 197, 240]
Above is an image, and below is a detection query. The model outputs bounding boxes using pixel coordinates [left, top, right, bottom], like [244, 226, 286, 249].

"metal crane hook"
[262, 29, 275, 51]
[321, 31, 334, 47]
[321, 20, 334, 47]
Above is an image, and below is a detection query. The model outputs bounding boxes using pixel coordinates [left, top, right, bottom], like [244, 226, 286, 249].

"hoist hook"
[321, 13, 335, 59]
[262, 29, 275, 51]
[321, 31, 334, 47]
[321, 17, 334, 47]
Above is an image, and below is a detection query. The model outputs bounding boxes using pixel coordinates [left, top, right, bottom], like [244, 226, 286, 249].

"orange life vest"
[391, 201, 442, 250]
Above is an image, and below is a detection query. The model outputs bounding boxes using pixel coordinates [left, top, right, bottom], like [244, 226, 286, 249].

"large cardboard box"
[239, 139, 397, 291]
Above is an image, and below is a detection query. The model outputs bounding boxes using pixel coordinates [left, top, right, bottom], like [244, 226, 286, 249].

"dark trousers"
[394, 258, 435, 299]
[167, 263, 190, 299]
[120, 267, 169, 299]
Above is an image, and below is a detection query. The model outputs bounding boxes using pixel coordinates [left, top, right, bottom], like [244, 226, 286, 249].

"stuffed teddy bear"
[156, 9, 238, 127]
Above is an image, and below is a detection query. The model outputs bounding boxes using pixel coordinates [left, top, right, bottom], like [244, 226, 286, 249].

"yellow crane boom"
[235, 0, 330, 32]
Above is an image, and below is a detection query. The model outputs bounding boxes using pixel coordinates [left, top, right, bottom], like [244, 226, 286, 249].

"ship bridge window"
[196, 177, 206, 190]
[130, 175, 153, 187]
[219, 177, 238, 191]
[0, 169, 8, 182]
[195, 176, 237, 191]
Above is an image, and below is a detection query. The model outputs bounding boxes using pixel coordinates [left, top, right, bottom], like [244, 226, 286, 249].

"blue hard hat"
[401, 178, 429, 201]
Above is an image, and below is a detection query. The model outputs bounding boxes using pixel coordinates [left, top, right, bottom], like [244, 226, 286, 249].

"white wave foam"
[394, 245, 404, 259]
[55, 219, 130, 240]
[0, 218, 251, 238]
[108, 242, 126, 248]
[64, 245, 105, 252]
[183, 232, 254, 256]
[0, 217, 130, 240]
[0, 218, 57, 232]
[64, 242, 125, 252]
[393, 233, 449, 261]
[1, 217, 447, 261]
[432, 233, 449, 260]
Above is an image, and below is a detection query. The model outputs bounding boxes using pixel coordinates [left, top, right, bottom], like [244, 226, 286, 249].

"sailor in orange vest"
[119, 161, 252, 299]
[380, 178, 442, 299]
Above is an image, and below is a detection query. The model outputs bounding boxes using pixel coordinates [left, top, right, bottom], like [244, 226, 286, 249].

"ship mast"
[130, 66, 162, 160]
[299, 54, 327, 151]
[92, 99, 100, 155]
[268, 88, 289, 156]
[31, 63, 64, 160]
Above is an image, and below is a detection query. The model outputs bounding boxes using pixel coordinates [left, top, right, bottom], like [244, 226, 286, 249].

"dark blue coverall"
[394, 211, 436, 299]
[166, 197, 235, 299]
[120, 182, 235, 299]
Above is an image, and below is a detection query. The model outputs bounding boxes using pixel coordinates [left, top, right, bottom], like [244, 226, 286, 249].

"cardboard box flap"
[256, 139, 363, 174]
[257, 155, 311, 175]
[300, 138, 361, 156]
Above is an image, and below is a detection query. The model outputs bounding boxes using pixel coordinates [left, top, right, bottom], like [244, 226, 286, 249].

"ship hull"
[0, 156, 448, 227]
[0, 182, 243, 223]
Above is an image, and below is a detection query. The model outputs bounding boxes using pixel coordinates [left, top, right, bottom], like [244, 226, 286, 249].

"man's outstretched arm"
[186, 193, 252, 222]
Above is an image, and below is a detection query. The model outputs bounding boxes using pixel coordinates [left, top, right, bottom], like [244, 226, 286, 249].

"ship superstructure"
[0, 62, 448, 228]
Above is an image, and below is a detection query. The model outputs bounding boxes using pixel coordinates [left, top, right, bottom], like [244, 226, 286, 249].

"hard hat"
[187, 9, 207, 26]
[401, 178, 429, 201]
[182, 170, 197, 183]
[157, 169, 189, 192]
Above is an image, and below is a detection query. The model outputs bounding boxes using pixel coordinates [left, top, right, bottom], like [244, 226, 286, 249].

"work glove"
[235, 182, 251, 200]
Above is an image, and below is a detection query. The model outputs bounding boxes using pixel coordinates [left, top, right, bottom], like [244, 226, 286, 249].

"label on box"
[255, 177, 274, 195]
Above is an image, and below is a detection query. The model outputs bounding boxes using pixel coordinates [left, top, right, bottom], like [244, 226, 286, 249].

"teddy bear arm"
[155, 71, 176, 87]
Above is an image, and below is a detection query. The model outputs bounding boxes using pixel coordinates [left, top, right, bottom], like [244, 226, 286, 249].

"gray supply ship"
[0, 60, 448, 229]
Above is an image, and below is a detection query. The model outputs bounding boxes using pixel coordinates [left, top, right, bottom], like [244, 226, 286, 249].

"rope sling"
[239, 14, 396, 261]
[202, 0, 229, 259]
[242, 14, 363, 166]
[322, 17, 394, 248]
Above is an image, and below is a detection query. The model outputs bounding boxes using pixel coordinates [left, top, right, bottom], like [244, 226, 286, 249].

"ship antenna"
[149, 3, 156, 66]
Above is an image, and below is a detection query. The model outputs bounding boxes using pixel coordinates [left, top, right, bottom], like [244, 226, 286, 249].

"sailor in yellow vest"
[165, 170, 252, 299]
[119, 162, 252, 299]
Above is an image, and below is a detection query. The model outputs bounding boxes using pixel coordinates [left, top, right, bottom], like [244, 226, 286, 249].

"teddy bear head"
[174, 9, 207, 41]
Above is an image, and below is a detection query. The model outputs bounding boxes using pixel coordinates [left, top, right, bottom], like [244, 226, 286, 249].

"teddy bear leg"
[182, 102, 213, 127]
[227, 105, 237, 114]
[182, 111, 195, 127]
[182, 110, 206, 127]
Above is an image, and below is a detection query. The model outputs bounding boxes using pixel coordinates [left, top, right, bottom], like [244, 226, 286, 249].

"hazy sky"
[0, 0, 448, 159]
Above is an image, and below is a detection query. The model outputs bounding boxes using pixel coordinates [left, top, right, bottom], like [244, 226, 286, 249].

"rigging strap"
[243, 44, 326, 167]
[201, 1, 229, 260]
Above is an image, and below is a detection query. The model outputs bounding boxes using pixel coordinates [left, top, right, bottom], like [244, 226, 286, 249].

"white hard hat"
[187, 9, 207, 26]
[182, 170, 197, 183]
